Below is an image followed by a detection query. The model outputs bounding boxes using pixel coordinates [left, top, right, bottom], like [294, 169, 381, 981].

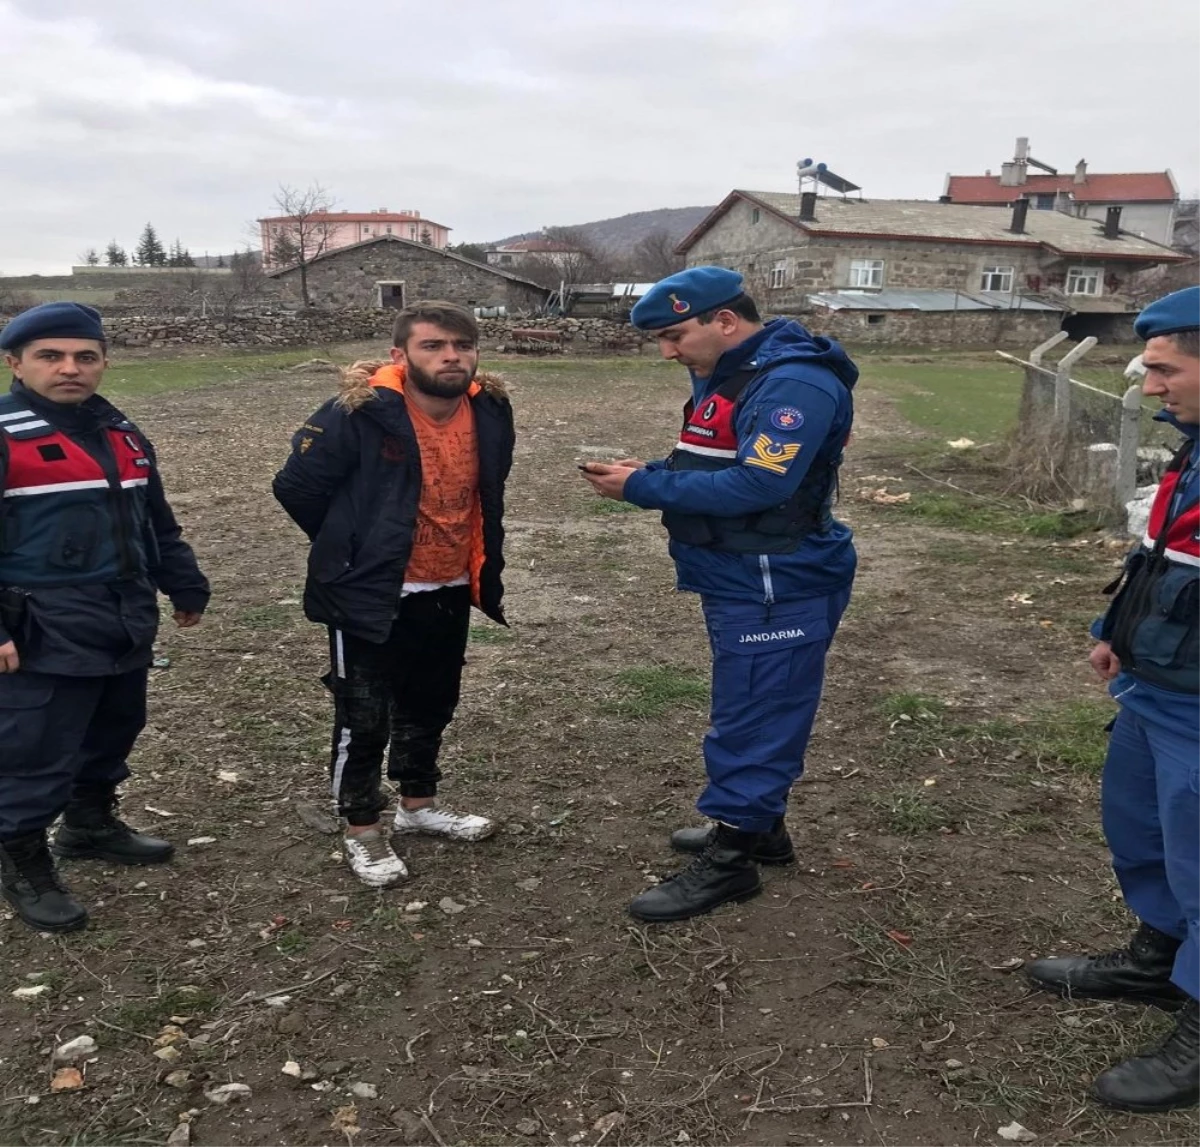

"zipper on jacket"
[758, 554, 775, 604]
[82, 422, 140, 579]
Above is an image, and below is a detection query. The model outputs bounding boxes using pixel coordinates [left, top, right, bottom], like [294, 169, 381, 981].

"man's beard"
[406, 360, 476, 399]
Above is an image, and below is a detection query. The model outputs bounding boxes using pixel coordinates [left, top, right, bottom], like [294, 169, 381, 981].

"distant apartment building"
[258, 209, 450, 269]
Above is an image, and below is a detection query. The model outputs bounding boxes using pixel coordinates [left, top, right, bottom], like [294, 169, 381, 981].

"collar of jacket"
[367, 362, 482, 399]
[11, 379, 120, 433]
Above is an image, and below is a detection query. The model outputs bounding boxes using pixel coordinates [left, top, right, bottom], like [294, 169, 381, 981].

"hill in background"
[487, 205, 712, 255]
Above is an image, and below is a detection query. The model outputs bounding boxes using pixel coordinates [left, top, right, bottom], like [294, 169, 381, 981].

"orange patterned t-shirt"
[403, 397, 479, 587]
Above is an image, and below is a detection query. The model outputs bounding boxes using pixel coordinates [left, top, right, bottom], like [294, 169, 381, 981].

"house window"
[499, 254, 513, 265]
[751, 208, 761, 224]
[866, 314, 886, 325]
[849, 259, 884, 288]
[1034, 194, 1056, 210]
[769, 261, 787, 289]
[980, 265, 1014, 292]
[386, 225, 392, 234]
[1066, 265, 1102, 295]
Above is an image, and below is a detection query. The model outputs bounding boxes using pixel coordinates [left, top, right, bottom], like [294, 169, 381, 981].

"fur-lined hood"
[336, 360, 508, 411]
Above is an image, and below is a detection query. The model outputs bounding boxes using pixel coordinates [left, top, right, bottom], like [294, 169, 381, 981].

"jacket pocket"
[1130, 566, 1200, 676]
[0, 674, 54, 773]
[47, 505, 101, 571]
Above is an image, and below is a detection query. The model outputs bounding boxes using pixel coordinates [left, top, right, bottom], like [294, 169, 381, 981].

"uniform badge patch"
[700, 399, 717, 421]
[669, 293, 690, 315]
[770, 406, 804, 431]
[745, 433, 801, 475]
[299, 435, 314, 453]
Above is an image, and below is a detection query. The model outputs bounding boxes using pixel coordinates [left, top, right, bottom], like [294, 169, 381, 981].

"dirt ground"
[0, 352, 1195, 1147]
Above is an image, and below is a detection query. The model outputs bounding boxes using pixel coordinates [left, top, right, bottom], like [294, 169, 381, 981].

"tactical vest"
[661, 364, 847, 555]
[1106, 438, 1199, 693]
[0, 393, 156, 587]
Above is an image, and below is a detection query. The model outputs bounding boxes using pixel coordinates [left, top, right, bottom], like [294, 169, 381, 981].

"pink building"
[258, 208, 451, 268]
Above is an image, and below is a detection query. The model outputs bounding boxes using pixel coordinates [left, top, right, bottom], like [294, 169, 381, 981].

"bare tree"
[519, 226, 614, 291]
[264, 183, 336, 306]
[632, 228, 685, 279]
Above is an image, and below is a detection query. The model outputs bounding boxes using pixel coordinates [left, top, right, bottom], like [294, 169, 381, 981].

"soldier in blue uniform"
[0, 303, 209, 933]
[581, 267, 857, 922]
[1025, 286, 1199, 1112]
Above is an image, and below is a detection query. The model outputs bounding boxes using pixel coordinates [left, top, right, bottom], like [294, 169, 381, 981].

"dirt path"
[0, 356, 1192, 1147]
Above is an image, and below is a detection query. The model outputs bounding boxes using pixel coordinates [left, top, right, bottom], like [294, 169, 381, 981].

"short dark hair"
[693, 292, 761, 326]
[1169, 329, 1199, 358]
[391, 300, 478, 348]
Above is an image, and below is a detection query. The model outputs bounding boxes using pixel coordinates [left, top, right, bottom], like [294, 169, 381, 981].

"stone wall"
[272, 242, 548, 313]
[805, 306, 1062, 348]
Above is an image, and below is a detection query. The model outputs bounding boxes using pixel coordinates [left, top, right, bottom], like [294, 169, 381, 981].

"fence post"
[1054, 336, 1098, 428]
[1117, 383, 1143, 509]
[1029, 330, 1068, 367]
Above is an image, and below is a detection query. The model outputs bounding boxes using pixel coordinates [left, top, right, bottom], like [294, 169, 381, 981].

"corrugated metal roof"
[807, 288, 1065, 312]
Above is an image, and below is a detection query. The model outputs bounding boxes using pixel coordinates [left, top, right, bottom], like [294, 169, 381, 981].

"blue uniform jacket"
[1092, 414, 1199, 724]
[624, 319, 857, 603]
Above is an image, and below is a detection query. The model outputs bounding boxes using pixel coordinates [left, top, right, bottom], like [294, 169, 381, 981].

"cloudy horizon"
[2, 0, 1197, 276]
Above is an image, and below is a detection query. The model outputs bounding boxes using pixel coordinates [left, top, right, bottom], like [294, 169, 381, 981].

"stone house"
[267, 235, 550, 313]
[677, 190, 1187, 345]
[944, 137, 1179, 247]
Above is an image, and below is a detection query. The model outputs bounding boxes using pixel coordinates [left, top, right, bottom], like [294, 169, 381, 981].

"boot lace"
[18, 848, 68, 896]
[1152, 1003, 1200, 1071]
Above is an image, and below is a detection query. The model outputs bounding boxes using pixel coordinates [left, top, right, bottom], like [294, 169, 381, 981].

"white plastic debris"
[11, 985, 50, 1000]
[349, 1081, 378, 1099]
[54, 1035, 97, 1062]
[997, 1121, 1037, 1142]
[204, 1082, 252, 1104]
[187, 837, 217, 846]
[281, 1061, 302, 1078]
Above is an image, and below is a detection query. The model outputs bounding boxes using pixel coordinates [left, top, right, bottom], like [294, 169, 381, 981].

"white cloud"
[2, 0, 1197, 274]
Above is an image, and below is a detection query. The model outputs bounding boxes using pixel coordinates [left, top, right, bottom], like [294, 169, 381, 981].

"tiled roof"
[946, 173, 1177, 204]
[680, 192, 1184, 262]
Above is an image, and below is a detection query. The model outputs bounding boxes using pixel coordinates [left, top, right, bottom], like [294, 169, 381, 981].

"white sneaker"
[343, 828, 409, 887]
[392, 804, 495, 842]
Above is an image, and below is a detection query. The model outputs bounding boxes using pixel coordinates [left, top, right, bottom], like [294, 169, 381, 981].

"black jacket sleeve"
[140, 435, 211, 614]
[272, 400, 361, 540]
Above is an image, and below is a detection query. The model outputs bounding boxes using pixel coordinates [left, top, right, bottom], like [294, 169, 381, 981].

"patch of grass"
[237, 604, 294, 630]
[898, 491, 1099, 538]
[869, 786, 951, 835]
[601, 665, 709, 719]
[469, 624, 515, 644]
[584, 498, 641, 514]
[102, 349, 328, 399]
[107, 987, 219, 1033]
[274, 929, 310, 956]
[878, 692, 946, 723]
[860, 354, 1023, 442]
[982, 699, 1114, 776]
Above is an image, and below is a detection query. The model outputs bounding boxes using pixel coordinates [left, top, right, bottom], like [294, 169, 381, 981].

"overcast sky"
[2, 0, 1197, 275]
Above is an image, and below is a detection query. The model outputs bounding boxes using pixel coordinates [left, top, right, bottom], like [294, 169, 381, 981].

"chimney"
[799, 191, 817, 222]
[1014, 136, 1029, 162]
[1010, 197, 1030, 234]
[1074, 159, 1087, 185]
[1104, 205, 1122, 239]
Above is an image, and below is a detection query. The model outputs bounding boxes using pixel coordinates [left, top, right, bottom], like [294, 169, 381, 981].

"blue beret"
[0, 302, 107, 351]
[631, 266, 745, 331]
[1134, 286, 1199, 342]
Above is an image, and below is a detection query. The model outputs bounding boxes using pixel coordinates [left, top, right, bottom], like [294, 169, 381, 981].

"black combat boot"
[629, 824, 762, 923]
[0, 831, 88, 933]
[54, 786, 174, 866]
[1090, 997, 1199, 1113]
[1025, 922, 1185, 1008]
[671, 816, 795, 865]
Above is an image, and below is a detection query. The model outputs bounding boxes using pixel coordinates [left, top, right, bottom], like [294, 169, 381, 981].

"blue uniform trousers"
[698, 588, 850, 833]
[0, 669, 146, 839]
[1102, 702, 1199, 999]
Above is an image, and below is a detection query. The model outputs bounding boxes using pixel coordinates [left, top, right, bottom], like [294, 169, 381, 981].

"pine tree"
[216, 254, 226, 268]
[104, 240, 128, 267]
[81, 248, 100, 266]
[135, 223, 167, 267]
